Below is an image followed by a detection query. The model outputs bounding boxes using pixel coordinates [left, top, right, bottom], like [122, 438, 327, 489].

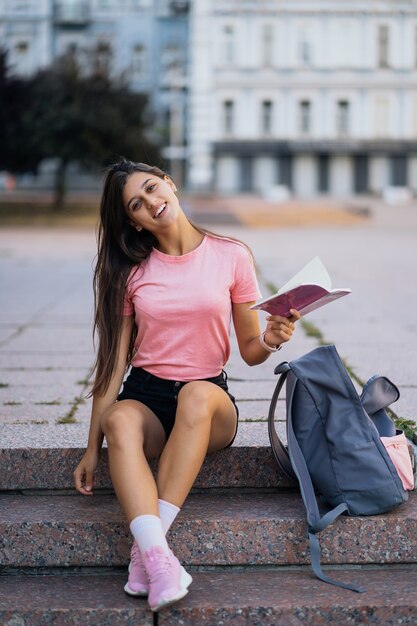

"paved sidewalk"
[0, 198, 416, 449]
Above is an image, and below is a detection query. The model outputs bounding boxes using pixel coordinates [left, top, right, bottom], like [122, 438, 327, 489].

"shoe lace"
[148, 552, 172, 581]
[131, 542, 142, 567]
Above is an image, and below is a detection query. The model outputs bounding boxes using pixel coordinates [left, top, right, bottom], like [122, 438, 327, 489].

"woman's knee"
[101, 403, 144, 446]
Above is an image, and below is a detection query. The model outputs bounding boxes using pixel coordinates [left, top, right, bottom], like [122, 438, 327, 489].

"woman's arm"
[232, 302, 300, 366]
[73, 315, 134, 495]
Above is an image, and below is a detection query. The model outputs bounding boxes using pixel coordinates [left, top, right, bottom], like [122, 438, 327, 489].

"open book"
[250, 257, 351, 318]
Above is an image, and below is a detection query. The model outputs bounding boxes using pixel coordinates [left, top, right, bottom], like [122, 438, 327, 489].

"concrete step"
[0, 441, 292, 491]
[1, 491, 416, 569]
[1, 567, 417, 625]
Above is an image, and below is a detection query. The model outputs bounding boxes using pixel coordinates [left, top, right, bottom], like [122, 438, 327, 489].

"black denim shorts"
[117, 367, 239, 444]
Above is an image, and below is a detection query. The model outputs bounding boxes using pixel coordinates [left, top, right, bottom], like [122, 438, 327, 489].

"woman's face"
[122, 171, 180, 233]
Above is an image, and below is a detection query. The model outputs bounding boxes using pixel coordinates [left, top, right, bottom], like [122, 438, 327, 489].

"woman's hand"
[264, 308, 301, 348]
[73, 448, 101, 496]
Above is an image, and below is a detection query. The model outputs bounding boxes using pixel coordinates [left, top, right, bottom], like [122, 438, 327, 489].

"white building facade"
[188, 0, 417, 196]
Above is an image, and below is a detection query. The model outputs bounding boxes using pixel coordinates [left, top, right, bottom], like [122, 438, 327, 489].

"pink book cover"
[250, 257, 351, 318]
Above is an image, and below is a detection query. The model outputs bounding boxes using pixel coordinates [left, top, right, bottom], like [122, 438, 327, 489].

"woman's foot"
[142, 545, 193, 612]
[124, 541, 149, 597]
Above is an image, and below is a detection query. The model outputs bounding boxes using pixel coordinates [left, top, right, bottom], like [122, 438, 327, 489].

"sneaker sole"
[150, 566, 193, 612]
[124, 561, 149, 597]
[150, 586, 189, 612]
[181, 567, 193, 589]
[123, 582, 149, 597]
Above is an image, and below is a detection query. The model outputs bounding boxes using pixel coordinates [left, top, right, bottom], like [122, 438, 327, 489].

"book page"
[278, 256, 332, 295]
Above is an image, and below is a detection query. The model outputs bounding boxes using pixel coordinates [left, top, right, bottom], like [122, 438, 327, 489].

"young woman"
[73, 159, 300, 613]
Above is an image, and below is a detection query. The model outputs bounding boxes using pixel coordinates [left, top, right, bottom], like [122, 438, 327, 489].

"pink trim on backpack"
[380, 431, 414, 491]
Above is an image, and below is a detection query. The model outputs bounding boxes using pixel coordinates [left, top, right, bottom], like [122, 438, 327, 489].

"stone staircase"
[1, 445, 417, 625]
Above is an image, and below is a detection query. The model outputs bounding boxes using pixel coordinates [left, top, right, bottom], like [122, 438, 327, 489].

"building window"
[131, 0, 150, 8]
[98, 41, 111, 55]
[318, 154, 329, 192]
[162, 44, 182, 73]
[240, 157, 253, 192]
[94, 41, 112, 74]
[163, 44, 185, 87]
[415, 25, 417, 68]
[223, 25, 235, 65]
[65, 41, 78, 56]
[299, 100, 311, 134]
[299, 30, 312, 65]
[262, 24, 273, 66]
[223, 100, 234, 135]
[378, 24, 389, 68]
[338, 21, 353, 67]
[15, 41, 29, 54]
[132, 44, 146, 80]
[261, 100, 273, 135]
[14, 40, 30, 74]
[413, 98, 417, 137]
[10, 1, 32, 11]
[354, 155, 369, 193]
[391, 155, 407, 186]
[336, 100, 349, 136]
[375, 97, 389, 137]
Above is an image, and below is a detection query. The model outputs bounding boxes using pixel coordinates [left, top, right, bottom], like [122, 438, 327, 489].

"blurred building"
[0, 0, 189, 183]
[2, 0, 417, 197]
[0, 1, 52, 74]
[189, 0, 417, 196]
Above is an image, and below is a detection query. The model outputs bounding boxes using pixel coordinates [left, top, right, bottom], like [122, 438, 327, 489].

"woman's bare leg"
[156, 381, 237, 507]
[101, 399, 166, 523]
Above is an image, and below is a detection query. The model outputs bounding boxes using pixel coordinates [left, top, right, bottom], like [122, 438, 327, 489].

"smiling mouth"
[154, 203, 167, 219]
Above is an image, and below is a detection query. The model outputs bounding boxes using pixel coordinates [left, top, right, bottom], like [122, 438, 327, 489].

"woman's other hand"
[264, 308, 301, 348]
[73, 448, 101, 495]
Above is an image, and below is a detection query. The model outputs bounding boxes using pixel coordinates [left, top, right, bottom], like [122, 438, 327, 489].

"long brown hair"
[91, 160, 162, 396]
[91, 158, 254, 396]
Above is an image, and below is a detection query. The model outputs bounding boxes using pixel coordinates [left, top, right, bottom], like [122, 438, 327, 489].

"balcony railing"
[170, 0, 189, 12]
[54, 1, 91, 25]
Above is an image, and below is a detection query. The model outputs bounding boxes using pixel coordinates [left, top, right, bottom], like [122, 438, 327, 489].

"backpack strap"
[287, 400, 365, 593]
[269, 361, 366, 593]
[267, 363, 296, 481]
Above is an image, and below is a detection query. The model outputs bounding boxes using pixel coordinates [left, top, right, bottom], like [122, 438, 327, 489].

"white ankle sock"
[130, 514, 169, 554]
[158, 499, 180, 534]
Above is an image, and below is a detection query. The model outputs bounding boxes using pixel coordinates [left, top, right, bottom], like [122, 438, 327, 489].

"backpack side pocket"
[380, 430, 414, 491]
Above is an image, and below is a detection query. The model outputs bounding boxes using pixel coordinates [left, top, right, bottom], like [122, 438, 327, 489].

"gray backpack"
[268, 345, 409, 593]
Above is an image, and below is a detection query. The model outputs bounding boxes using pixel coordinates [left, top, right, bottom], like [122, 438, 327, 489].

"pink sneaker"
[142, 545, 193, 612]
[124, 542, 149, 597]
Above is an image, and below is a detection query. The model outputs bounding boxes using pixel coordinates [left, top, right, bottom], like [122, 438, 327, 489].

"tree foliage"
[0, 50, 43, 173]
[0, 50, 161, 207]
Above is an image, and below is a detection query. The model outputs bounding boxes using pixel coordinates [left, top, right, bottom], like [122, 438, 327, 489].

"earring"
[135, 226, 142, 232]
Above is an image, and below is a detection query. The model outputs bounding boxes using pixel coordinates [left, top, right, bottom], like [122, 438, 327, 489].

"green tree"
[30, 54, 160, 208]
[0, 50, 161, 208]
[0, 50, 42, 174]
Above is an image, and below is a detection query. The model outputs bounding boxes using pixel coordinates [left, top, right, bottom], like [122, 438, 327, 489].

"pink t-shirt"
[123, 235, 261, 380]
